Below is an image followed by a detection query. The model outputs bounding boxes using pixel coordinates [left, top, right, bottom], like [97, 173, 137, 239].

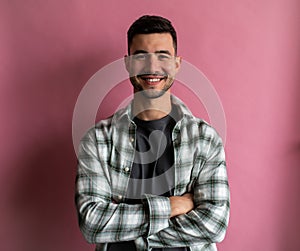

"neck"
[133, 92, 172, 121]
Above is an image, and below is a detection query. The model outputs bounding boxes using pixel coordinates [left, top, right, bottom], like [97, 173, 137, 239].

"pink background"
[1, 0, 300, 250]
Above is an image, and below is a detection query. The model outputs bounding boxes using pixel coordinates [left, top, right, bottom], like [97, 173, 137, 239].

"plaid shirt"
[75, 95, 230, 251]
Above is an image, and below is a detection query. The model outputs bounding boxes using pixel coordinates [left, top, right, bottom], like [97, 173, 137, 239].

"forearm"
[77, 194, 147, 243]
[148, 200, 230, 248]
[76, 191, 171, 243]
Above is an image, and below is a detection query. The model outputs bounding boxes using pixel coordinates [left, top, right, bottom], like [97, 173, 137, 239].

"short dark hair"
[127, 15, 177, 55]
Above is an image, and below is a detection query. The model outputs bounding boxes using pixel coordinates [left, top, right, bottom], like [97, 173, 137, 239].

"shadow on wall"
[279, 53, 300, 250]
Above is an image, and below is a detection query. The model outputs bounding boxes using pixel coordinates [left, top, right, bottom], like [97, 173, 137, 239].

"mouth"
[138, 74, 167, 85]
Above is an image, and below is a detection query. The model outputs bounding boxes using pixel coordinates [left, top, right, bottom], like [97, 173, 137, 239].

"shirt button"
[124, 167, 130, 172]
[174, 138, 180, 145]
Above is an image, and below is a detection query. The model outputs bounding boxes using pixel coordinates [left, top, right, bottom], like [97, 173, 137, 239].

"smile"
[138, 75, 167, 85]
[143, 78, 161, 82]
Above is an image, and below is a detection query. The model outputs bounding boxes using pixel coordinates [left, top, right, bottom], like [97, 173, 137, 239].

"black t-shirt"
[108, 110, 189, 251]
[126, 113, 177, 203]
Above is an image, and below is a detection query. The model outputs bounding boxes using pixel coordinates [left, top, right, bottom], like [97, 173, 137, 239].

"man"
[75, 15, 230, 251]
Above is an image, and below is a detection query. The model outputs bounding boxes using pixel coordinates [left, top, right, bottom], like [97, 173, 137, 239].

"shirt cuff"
[143, 194, 171, 236]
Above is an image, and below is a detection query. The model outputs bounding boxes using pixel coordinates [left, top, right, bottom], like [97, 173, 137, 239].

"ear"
[124, 55, 130, 73]
[175, 56, 182, 73]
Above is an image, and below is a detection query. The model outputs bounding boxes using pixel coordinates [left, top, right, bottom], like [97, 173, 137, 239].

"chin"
[140, 89, 167, 99]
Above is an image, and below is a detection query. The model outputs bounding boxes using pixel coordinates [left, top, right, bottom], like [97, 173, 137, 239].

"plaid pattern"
[75, 96, 230, 251]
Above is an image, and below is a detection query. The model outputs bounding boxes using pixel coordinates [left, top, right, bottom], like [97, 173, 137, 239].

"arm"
[147, 131, 230, 248]
[75, 128, 171, 244]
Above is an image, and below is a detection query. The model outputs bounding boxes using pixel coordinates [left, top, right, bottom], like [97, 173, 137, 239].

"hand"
[169, 193, 194, 218]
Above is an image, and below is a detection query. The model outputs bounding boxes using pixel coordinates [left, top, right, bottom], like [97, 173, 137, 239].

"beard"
[129, 75, 174, 99]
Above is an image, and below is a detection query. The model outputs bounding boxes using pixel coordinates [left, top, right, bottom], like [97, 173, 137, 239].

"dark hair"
[127, 15, 177, 55]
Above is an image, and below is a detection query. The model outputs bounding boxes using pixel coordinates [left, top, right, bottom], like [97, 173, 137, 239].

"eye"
[157, 53, 172, 61]
[133, 54, 147, 60]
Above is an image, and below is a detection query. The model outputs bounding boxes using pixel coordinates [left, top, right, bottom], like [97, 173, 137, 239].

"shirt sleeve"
[75, 128, 170, 244]
[147, 130, 230, 248]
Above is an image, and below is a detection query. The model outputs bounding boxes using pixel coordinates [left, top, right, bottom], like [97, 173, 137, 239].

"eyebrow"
[132, 50, 172, 55]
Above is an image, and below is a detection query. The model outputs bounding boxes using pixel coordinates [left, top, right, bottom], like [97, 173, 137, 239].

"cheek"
[128, 62, 145, 76]
[163, 64, 177, 77]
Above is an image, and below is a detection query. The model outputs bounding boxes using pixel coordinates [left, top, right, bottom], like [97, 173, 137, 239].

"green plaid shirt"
[75, 96, 230, 251]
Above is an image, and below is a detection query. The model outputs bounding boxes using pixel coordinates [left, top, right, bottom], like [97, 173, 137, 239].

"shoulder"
[183, 116, 224, 146]
[83, 107, 129, 140]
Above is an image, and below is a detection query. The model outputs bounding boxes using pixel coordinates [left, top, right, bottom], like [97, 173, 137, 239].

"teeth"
[145, 78, 161, 82]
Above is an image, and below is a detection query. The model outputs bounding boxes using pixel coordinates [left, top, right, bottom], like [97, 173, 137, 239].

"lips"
[139, 75, 166, 85]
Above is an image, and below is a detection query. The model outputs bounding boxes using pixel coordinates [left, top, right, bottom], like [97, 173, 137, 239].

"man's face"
[126, 33, 181, 98]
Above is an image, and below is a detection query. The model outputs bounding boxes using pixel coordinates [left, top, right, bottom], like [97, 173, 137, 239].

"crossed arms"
[75, 127, 230, 248]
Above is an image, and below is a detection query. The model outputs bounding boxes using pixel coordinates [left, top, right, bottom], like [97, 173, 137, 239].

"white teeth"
[145, 78, 161, 82]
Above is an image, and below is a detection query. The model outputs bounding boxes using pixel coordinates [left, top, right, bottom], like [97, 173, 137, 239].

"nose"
[144, 54, 160, 73]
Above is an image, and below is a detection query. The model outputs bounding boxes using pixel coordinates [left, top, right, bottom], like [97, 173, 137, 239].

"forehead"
[129, 33, 175, 54]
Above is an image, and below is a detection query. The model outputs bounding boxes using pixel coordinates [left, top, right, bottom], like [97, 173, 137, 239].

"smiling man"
[75, 15, 230, 251]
